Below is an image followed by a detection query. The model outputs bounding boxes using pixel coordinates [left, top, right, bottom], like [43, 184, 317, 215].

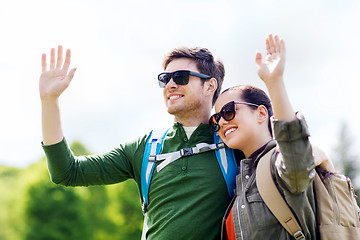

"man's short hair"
[162, 47, 225, 106]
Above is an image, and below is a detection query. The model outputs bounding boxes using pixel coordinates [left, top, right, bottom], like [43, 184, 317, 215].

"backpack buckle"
[293, 231, 305, 240]
[149, 155, 156, 162]
[180, 148, 193, 157]
[142, 201, 148, 213]
[216, 142, 225, 149]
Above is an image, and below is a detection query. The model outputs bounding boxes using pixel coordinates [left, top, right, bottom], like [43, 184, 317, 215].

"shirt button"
[245, 175, 249, 179]
[241, 205, 245, 209]
[182, 166, 187, 171]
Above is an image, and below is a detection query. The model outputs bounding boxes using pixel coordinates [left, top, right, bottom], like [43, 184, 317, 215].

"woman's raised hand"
[255, 34, 286, 85]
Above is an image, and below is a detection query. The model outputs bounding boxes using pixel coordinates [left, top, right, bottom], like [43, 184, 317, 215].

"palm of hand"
[255, 35, 286, 83]
[39, 46, 75, 100]
[39, 69, 69, 99]
[258, 53, 285, 81]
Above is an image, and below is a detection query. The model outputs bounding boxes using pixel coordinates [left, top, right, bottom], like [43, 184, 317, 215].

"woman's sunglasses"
[209, 101, 260, 132]
[158, 70, 212, 88]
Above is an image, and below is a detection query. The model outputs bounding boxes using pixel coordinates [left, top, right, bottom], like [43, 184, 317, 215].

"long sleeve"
[42, 136, 147, 187]
[272, 112, 316, 194]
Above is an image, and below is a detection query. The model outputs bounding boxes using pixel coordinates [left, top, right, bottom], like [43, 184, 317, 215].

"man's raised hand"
[39, 46, 76, 100]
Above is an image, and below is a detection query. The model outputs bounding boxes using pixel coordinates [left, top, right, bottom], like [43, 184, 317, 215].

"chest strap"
[153, 142, 225, 172]
[141, 129, 238, 214]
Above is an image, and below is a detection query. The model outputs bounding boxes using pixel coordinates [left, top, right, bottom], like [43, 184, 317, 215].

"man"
[40, 45, 230, 239]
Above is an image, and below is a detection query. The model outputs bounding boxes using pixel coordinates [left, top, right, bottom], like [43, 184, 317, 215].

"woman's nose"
[218, 116, 228, 129]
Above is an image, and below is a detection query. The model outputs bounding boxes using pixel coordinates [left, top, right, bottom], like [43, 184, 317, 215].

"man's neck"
[171, 101, 212, 127]
[174, 113, 210, 127]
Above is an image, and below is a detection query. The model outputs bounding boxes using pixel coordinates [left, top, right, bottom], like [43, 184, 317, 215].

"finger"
[62, 49, 71, 72]
[274, 35, 280, 53]
[50, 48, 56, 70]
[41, 53, 47, 72]
[280, 39, 286, 55]
[255, 51, 262, 66]
[265, 37, 270, 56]
[268, 34, 276, 55]
[66, 67, 77, 84]
[56, 45, 63, 69]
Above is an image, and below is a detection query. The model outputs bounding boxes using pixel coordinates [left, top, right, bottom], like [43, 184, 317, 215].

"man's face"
[163, 58, 208, 120]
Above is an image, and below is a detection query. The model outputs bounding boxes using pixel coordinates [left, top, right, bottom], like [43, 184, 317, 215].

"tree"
[25, 180, 93, 240]
[4, 140, 144, 239]
[0, 165, 24, 240]
[109, 180, 143, 239]
[332, 122, 360, 205]
[69, 141, 144, 239]
[24, 141, 94, 240]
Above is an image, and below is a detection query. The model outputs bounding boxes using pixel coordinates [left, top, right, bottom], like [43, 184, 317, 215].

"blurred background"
[1, 0, 359, 239]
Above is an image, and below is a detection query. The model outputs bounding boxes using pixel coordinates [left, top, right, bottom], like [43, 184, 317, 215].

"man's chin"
[167, 106, 184, 117]
[167, 108, 178, 115]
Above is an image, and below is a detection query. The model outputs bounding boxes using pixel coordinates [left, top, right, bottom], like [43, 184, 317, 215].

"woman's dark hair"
[163, 47, 225, 106]
[222, 85, 274, 136]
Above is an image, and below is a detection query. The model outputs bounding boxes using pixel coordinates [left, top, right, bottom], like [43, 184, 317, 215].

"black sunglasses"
[158, 70, 212, 88]
[209, 101, 260, 132]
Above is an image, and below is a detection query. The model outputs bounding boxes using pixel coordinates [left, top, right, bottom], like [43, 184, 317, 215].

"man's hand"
[255, 34, 286, 84]
[39, 46, 76, 100]
[40, 45, 76, 145]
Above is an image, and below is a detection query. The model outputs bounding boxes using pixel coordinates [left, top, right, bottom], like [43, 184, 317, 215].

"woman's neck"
[243, 135, 272, 159]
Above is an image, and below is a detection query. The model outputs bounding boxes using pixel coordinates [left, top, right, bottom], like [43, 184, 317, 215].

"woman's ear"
[204, 78, 217, 96]
[257, 105, 268, 124]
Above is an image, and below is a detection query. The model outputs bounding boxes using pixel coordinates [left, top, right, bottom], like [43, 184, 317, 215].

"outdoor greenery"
[332, 122, 360, 205]
[1, 123, 359, 239]
[0, 142, 143, 240]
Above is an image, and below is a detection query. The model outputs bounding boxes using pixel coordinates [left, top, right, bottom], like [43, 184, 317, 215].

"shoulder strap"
[141, 128, 169, 213]
[214, 132, 238, 198]
[140, 129, 239, 212]
[256, 150, 305, 240]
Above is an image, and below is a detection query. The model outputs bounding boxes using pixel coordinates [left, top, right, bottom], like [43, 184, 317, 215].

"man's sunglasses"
[158, 70, 212, 88]
[209, 101, 260, 132]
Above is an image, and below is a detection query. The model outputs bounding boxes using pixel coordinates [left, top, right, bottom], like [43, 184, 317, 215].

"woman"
[209, 34, 318, 239]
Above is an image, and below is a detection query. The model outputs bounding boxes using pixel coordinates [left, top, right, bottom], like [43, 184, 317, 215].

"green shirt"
[42, 122, 231, 240]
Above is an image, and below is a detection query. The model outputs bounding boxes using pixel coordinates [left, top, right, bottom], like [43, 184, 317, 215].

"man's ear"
[204, 78, 217, 96]
[257, 105, 268, 123]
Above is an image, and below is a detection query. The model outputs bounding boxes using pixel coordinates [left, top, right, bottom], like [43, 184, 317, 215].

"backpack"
[256, 149, 360, 240]
[140, 128, 239, 239]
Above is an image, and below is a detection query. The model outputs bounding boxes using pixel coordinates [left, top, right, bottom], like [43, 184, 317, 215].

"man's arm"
[39, 46, 76, 145]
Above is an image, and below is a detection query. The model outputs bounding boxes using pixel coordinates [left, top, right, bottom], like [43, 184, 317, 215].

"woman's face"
[214, 90, 259, 151]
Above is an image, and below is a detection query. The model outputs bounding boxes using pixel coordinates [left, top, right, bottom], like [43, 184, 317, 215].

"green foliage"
[1, 141, 143, 240]
[332, 122, 360, 205]
[334, 123, 359, 179]
[0, 166, 24, 239]
[25, 181, 92, 240]
[106, 181, 143, 239]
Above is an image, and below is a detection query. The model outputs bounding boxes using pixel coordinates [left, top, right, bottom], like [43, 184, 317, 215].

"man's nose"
[166, 78, 178, 88]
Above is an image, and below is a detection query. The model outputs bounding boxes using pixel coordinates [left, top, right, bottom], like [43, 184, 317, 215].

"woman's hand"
[255, 34, 286, 85]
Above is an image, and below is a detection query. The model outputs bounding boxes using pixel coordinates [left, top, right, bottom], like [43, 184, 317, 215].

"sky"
[0, 0, 359, 170]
